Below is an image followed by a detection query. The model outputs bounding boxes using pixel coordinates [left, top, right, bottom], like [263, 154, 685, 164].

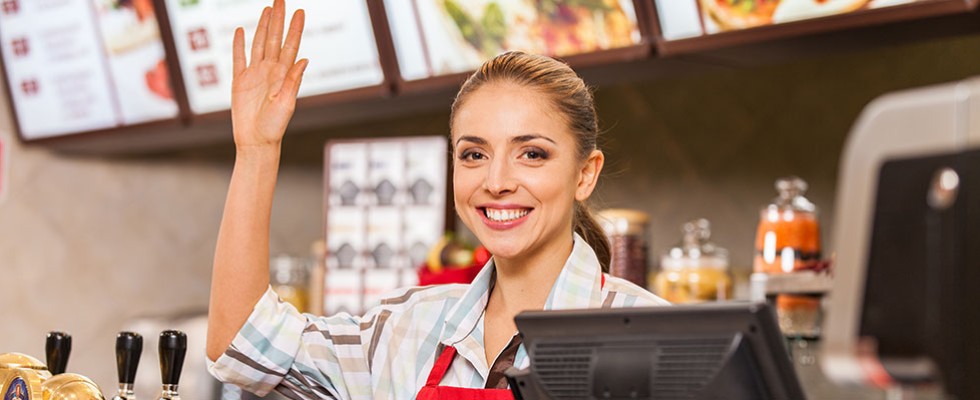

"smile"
[482, 208, 531, 222]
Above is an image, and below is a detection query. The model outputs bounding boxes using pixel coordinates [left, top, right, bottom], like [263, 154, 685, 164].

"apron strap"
[421, 274, 605, 390]
[425, 345, 459, 387]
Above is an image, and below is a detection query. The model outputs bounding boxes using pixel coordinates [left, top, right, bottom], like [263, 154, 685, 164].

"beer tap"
[113, 332, 142, 400]
[156, 330, 186, 400]
[40, 331, 105, 399]
[45, 331, 71, 375]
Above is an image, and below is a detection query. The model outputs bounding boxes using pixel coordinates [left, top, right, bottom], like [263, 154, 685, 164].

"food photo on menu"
[390, 0, 642, 79]
[701, 0, 928, 32]
[441, 0, 638, 58]
[93, 0, 179, 124]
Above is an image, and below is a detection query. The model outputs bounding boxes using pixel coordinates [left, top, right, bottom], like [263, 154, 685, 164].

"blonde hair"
[450, 51, 610, 273]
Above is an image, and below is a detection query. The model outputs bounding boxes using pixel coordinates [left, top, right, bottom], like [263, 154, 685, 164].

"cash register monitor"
[510, 303, 804, 400]
[821, 76, 980, 398]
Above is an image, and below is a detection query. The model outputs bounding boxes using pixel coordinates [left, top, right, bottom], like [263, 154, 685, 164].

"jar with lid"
[653, 219, 732, 303]
[270, 254, 310, 313]
[597, 209, 650, 288]
[753, 177, 821, 274]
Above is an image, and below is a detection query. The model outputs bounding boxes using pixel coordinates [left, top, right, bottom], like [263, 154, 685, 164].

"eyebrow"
[454, 134, 556, 147]
[455, 135, 487, 147]
[512, 134, 556, 145]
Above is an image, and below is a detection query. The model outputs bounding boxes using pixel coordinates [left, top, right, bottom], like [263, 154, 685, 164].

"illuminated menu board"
[0, 0, 179, 140]
[164, 0, 385, 115]
[656, 0, 931, 41]
[385, 0, 644, 81]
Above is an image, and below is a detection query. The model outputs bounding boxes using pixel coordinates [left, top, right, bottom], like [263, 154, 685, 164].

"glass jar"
[597, 208, 650, 288]
[653, 219, 732, 303]
[753, 177, 822, 274]
[270, 254, 310, 313]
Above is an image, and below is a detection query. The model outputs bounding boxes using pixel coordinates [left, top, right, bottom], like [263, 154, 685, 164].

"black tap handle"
[116, 332, 143, 385]
[45, 331, 71, 375]
[158, 330, 187, 386]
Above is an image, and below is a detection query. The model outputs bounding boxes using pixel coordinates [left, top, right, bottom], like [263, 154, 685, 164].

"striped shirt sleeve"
[208, 287, 372, 399]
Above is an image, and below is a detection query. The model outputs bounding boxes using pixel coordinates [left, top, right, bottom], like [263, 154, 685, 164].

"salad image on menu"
[422, 0, 640, 73]
[701, 0, 924, 32]
[92, 0, 178, 123]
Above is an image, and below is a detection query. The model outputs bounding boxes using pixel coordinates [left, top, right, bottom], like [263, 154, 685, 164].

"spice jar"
[270, 254, 310, 313]
[753, 177, 822, 274]
[653, 219, 732, 303]
[597, 209, 650, 287]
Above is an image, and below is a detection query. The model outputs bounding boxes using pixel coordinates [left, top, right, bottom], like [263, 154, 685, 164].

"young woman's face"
[451, 82, 601, 260]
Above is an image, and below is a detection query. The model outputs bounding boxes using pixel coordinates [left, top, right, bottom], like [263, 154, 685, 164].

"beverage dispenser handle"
[117, 332, 143, 385]
[158, 330, 186, 386]
[45, 331, 72, 375]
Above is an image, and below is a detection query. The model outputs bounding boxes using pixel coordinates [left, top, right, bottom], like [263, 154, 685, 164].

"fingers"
[232, 27, 245, 77]
[279, 9, 305, 66]
[250, 6, 271, 63]
[265, 0, 286, 62]
[279, 58, 309, 101]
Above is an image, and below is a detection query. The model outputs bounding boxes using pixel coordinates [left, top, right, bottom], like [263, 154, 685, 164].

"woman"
[206, 1, 667, 398]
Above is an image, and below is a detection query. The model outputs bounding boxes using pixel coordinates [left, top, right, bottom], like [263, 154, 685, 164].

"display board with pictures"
[0, 0, 179, 140]
[384, 0, 646, 82]
[162, 0, 386, 116]
[323, 136, 448, 315]
[655, 0, 949, 41]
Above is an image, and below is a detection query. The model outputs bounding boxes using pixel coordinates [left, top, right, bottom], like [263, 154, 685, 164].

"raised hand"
[231, 0, 308, 149]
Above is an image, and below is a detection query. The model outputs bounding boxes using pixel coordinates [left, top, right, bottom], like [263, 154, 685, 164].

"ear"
[575, 150, 604, 202]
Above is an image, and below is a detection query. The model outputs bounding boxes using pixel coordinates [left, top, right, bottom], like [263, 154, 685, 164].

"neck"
[490, 233, 575, 314]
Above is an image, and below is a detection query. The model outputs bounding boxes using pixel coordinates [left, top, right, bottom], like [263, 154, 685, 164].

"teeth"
[484, 208, 529, 222]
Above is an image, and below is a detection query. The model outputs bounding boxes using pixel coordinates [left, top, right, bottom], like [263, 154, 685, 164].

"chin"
[473, 233, 527, 260]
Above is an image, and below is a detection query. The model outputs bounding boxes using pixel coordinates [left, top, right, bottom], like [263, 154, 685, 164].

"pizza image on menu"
[772, 0, 875, 23]
[702, 0, 872, 31]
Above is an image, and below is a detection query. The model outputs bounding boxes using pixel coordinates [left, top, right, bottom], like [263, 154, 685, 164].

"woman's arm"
[206, 0, 308, 362]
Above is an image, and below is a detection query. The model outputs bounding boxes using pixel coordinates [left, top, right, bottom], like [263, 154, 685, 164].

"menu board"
[164, 0, 385, 115]
[384, 0, 644, 81]
[656, 0, 930, 41]
[0, 0, 179, 140]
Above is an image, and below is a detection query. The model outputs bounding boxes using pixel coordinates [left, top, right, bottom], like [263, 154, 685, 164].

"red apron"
[416, 346, 514, 400]
[417, 274, 606, 399]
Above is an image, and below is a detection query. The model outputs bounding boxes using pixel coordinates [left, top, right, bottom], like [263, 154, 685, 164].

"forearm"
[207, 144, 282, 361]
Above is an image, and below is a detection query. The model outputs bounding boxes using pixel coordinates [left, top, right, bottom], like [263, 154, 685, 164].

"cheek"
[452, 167, 478, 205]
[524, 164, 580, 205]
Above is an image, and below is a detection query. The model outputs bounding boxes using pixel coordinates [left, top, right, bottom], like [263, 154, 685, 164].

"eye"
[459, 150, 486, 161]
[521, 148, 548, 160]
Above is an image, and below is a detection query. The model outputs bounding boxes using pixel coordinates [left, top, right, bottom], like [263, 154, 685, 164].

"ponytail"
[574, 201, 610, 273]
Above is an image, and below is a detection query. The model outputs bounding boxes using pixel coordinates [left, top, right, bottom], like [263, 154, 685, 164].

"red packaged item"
[417, 243, 490, 285]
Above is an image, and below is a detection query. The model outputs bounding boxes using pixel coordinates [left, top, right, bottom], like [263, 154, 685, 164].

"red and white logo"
[196, 64, 218, 87]
[188, 27, 209, 51]
[11, 37, 28, 57]
[20, 79, 38, 96]
[1, 0, 19, 15]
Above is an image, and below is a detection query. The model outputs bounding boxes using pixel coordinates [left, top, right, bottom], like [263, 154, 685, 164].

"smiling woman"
[204, 2, 667, 399]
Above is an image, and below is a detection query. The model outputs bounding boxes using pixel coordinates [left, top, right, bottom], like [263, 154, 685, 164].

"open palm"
[232, 0, 308, 148]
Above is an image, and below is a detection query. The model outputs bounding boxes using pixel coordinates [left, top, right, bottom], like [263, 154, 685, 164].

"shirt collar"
[439, 232, 604, 347]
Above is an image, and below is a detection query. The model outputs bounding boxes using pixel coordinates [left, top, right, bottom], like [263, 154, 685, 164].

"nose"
[483, 156, 517, 196]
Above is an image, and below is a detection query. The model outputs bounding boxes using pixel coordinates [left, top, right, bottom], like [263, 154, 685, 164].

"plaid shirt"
[208, 233, 669, 399]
